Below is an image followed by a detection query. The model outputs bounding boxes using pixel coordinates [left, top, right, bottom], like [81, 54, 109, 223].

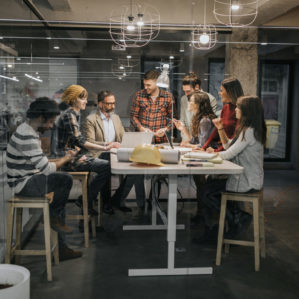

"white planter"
[0, 264, 30, 299]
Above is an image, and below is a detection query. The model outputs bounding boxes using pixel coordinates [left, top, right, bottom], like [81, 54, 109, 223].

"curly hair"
[26, 97, 60, 120]
[233, 96, 267, 145]
[61, 85, 88, 106]
[189, 92, 216, 137]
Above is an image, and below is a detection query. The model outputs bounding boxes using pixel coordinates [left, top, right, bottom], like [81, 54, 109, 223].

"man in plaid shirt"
[130, 70, 174, 144]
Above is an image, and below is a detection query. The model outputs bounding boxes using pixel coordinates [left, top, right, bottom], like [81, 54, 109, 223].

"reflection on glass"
[261, 63, 290, 159]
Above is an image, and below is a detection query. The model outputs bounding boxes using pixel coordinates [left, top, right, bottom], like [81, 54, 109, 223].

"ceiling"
[0, 0, 299, 28]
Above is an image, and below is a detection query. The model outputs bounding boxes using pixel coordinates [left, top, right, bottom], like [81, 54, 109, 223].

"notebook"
[120, 132, 154, 148]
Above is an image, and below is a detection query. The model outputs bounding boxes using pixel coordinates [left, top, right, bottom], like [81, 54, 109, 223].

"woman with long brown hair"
[202, 77, 244, 152]
[173, 91, 216, 148]
[194, 96, 266, 243]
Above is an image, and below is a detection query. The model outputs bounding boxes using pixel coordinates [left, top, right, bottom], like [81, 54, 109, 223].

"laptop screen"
[120, 132, 154, 148]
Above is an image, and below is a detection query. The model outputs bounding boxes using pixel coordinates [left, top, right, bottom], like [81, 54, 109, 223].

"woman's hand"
[77, 155, 87, 163]
[206, 147, 215, 153]
[172, 119, 184, 131]
[212, 118, 223, 130]
[192, 147, 205, 152]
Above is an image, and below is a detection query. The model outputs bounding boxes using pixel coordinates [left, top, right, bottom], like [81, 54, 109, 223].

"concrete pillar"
[225, 28, 258, 96]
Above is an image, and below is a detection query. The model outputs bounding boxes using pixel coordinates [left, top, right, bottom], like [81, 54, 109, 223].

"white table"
[111, 154, 243, 277]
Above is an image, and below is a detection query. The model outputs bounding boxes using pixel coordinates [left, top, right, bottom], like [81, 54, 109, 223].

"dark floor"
[21, 170, 299, 299]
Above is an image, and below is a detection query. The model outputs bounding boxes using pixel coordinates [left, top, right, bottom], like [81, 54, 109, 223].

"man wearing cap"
[6, 97, 82, 261]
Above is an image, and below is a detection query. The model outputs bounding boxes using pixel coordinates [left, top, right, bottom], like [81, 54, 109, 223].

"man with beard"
[84, 90, 123, 157]
[84, 91, 145, 213]
[6, 97, 82, 261]
[130, 69, 174, 144]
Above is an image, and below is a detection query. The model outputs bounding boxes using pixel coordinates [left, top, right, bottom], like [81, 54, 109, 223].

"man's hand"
[140, 126, 153, 133]
[77, 155, 87, 163]
[106, 142, 121, 150]
[155, 127, 167, 137]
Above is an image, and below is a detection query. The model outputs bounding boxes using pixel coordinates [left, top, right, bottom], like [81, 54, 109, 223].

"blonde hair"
[61, 85, 88, 106]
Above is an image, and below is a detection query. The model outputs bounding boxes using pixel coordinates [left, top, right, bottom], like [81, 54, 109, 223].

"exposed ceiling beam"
[23, 0, 49, 27]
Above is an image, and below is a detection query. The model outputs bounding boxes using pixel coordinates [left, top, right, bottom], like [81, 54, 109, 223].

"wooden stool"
[216, 190, 266, 271]
[5, 194, 59, 282]
[67, 172, 96, 247]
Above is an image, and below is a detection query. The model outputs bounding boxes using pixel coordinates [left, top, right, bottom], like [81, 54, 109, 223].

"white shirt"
[100, 111, 116, 143]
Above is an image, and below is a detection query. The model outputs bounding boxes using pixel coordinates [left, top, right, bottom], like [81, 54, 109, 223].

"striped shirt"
[130, 89, 174, 144]
[6, 122, 56, 193]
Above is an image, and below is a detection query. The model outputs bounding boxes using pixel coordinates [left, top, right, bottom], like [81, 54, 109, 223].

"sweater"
[219, 127, 264, 192]
[202, 103, 237, 151]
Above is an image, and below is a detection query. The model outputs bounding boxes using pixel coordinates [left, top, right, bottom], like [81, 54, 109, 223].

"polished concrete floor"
[20, 170, 299, 299]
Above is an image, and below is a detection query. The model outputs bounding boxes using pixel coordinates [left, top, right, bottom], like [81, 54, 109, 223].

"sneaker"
[225, 212, 252, 239]
[103, 204, 114, 215]
[59, 246, 82, 261]
[50, 216, 72, 234]
[119, 206, 132, 212]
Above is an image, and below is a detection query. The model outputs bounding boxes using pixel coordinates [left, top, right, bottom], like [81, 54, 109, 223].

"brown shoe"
[50, 216, 72, 234]
[59, 246, 82, 261]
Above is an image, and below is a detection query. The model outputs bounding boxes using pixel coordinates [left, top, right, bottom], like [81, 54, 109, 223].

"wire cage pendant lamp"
[109, 0, 160, 48]
[191, 0, 217, 50]
[213, 0, 259, 27]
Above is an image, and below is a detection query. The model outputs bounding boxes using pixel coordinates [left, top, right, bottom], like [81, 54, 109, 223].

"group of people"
[5, 68, 266, 261]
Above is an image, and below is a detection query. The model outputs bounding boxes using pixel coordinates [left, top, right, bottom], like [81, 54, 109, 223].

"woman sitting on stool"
[195, 96, 266, 243]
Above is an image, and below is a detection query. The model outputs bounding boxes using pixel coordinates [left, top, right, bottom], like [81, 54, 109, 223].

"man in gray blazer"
[83, 91, 145, 213]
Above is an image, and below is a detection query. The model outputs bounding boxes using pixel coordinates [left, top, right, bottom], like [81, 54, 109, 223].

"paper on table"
[116, 148, 180, 164]
[183, 152, 217, 160]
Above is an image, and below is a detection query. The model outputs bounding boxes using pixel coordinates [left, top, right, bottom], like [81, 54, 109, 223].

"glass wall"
[260, 62, 292, 160]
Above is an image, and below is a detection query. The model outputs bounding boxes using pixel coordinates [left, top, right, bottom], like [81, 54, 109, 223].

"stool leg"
[259, 194, 266, 258]
[15, 208, 23, 264]
[216, 195, 227, 266]
[43, 204, 53, 281]
[5, 203, 15, 264]
[91, 216, 96, 238]
[97, 194, 102, 227]
[253, 199, 260, 272]
[224, 221, 230, 255]
[81, 177, 89, 248]
[51, 229, 59, 265]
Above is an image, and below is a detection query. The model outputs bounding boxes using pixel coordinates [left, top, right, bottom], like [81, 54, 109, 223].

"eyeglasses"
[104, 102, 115, 106]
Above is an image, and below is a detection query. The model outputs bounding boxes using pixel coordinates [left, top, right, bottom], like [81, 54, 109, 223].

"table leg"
[128, 174, 213, 277]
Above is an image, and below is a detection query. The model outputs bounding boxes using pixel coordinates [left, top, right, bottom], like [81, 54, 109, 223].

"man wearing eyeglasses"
[83, 90, 123, 156]
[83, 90, 145, 213]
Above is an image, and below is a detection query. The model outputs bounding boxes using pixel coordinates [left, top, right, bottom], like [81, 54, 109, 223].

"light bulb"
[127, 24, 135, 31]
[169, 56, 174, 60]
[199, 33, 210, 44]
[231, 4, 240, 10]
[119, 66, 124, 70]
[126, 55, 132, 59]
[137, 13, 144, 26]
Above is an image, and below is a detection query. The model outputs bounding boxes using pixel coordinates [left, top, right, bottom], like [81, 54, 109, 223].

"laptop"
[120, 132, 154, 148]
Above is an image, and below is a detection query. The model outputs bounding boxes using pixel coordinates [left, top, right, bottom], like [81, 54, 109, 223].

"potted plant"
[0, 264, 30, 299]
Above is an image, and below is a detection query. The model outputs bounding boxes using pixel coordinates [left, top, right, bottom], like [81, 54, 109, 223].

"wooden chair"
[5, 193, 59, 282]
[216, 190, 266, 271]
[66, 172, 96, 247]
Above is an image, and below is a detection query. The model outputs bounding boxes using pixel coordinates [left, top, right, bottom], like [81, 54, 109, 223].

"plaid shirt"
[130, 89, 174, 143]
[57, 108, 86, 155]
